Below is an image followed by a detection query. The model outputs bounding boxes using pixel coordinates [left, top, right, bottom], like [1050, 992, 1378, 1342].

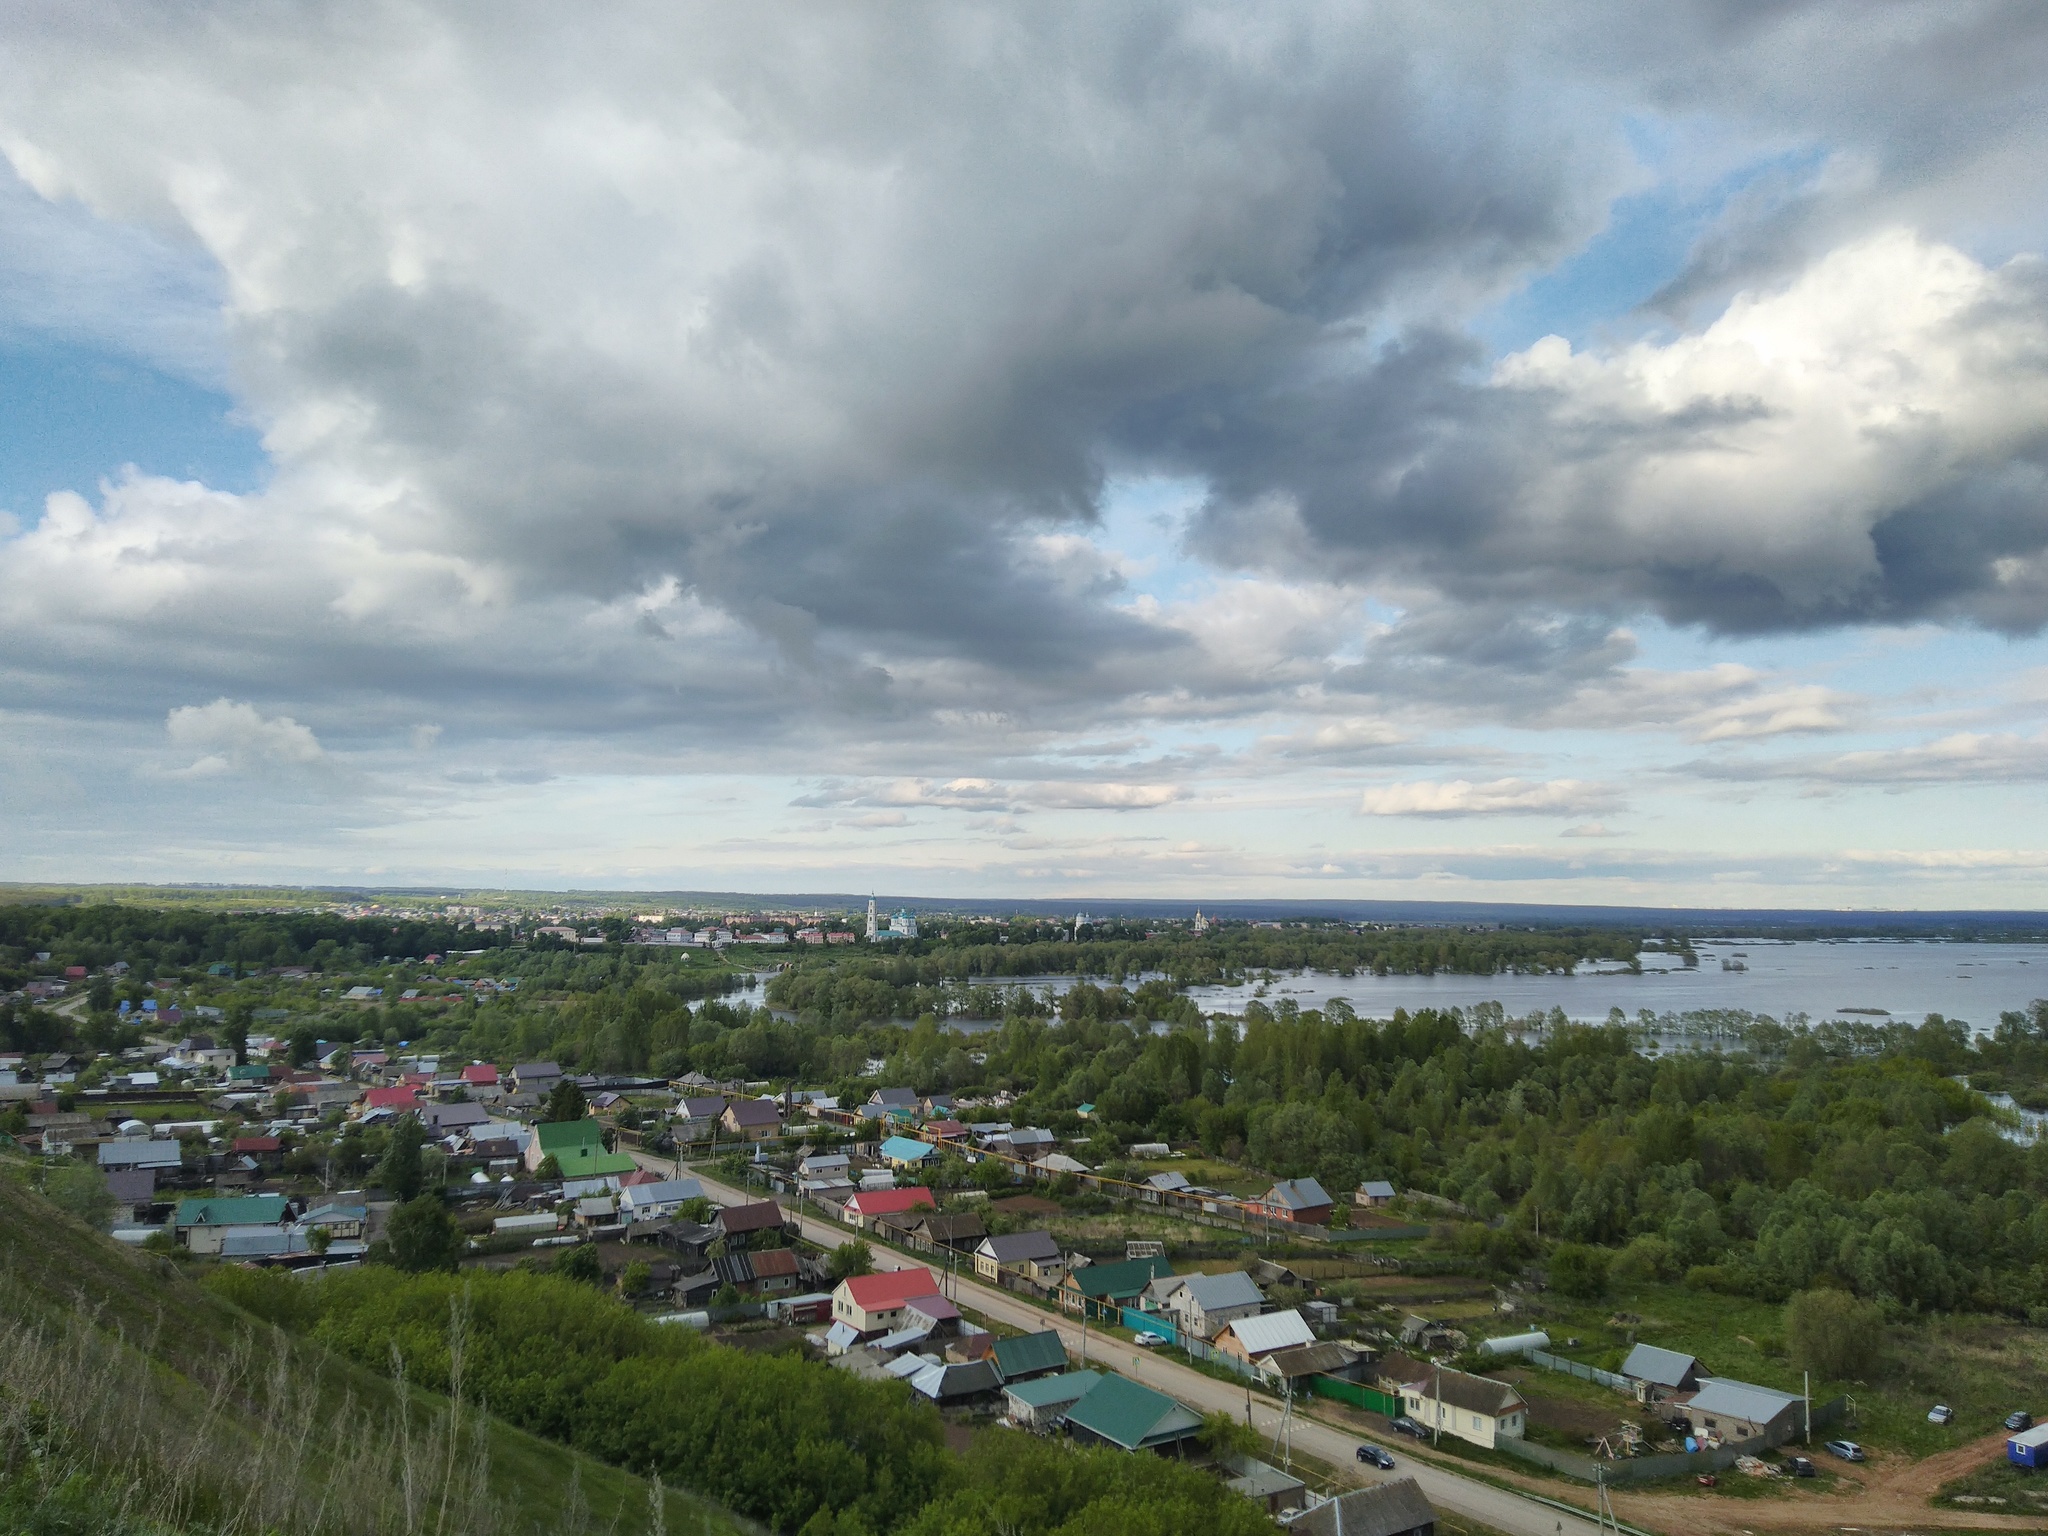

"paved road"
[643, 1156, 1625, 1536]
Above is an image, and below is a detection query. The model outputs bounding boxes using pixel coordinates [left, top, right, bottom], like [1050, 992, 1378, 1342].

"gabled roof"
[460, 1063, 499, 1084]
[231, 1135, 281, 1153]
[715, 1200, 787, 1234]
[1175, 1269, 1264, 1312]
[1398, 1365, 1526, 1418]
[1218, 1308, 1315, 1357]
[1003, 1369, 1098, 1409]
[991, 1329, 1068, 1381]
[750, 1247, 800, 1279]
[175, 1194, 289, 1229]
[680, 1095, 728, 1119]
[1687, 1377, 1802, 1424]
[553, 1146, 638, 1177]
[1283, 1478, 1436, 1536]
[362, 1086, 419, 1110]
[1264, 1341, 1357, 1378]
[912, 1211, 987, 1243]
[869, 1087, 918, 1107]
[909, 1358, 1001, 1400]
[1359, 1179, 1398, 1199]
[1622, 1343, 1705, 1388]
[839, 1267, 943, 1313]
[1145, 1170, 1191, 1192]
[846, 1187, 935, 1216]
[978, 1230, 1061, 1265]
[1063, 1373, 1203, 1451]
[513, 1061, 561, 1078]
[1063, 1255, 1174, 1298]
[1264, 1176, 1331, 1210]
[534, 1119, 604, 1152]
[722, 1099, 781, 1127]
[620, 1177, 702, 1209]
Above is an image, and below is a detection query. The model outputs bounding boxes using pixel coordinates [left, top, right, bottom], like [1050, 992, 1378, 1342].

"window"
[1472, 1416, 1481, 1430]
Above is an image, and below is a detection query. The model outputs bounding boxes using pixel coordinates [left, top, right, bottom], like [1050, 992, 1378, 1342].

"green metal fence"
[1308, 1376, 1400, 1416]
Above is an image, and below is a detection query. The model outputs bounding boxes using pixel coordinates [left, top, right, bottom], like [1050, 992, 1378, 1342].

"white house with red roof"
[842, 1186, 936, 1228]
[832, 1266, 944, 1335]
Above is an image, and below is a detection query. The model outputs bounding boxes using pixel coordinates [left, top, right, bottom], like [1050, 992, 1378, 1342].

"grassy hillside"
[0, 1166, 753, 1536]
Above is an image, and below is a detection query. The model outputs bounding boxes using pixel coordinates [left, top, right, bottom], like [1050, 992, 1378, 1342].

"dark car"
[1823, 1440, 1866, 1462]
[2007, 1410, 2035, 1432]
[1785, 1456, 1816, 1478]
[1356, 1444, 1395, 1470]
[1389, 1416, 1428, 1440]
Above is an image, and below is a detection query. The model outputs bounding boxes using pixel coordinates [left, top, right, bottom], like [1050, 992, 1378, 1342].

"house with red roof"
[842, 1186, 936, 1229]
[361, 1086, 420, 1114]
[460, 1063, 499, 1087]
[832, 1266, 944, 1334]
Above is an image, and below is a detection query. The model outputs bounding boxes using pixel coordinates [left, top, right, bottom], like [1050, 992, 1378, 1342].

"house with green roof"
[1062, 1373, 1203, 1454]
[554, 1144, 639, 1179]
[1056, 1254, 1174, 1321]
[175, 1194, 290, 1255]
[525, 1117, 603, 1173]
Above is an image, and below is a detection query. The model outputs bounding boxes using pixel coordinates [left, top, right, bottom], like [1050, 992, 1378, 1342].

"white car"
[1928, 1404, 1955, 1425]
[1133, 1332, 1162, 1347]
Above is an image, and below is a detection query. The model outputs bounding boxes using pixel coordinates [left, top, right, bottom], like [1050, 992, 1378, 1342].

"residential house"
[1684, 1378, 1805, 1445]
[1141, 1170, 1191, 1204]
[879, 1135, 939, 1172]
[527, 1118, 602, 1172]
[1397, 1367, 1527, 1450]
[1283, 1478, 1436, 1536]
[1251, 1176, 1333, 1226]
[300, 1201, 368, 1239]
[902, 1211, 986, 1254]
[918, 1093, 956, 1118]
[1147, 1269, 1266, 1341]
[1057, 1255, 1174, 1321]
[1004, 1369, 1100, 1431]
[990, 1329, 1067, 1383]
[713, 1246, 801, 1297]
[1213, 1308, 1317, 1367]
[1032, 1152, 1090, 1181]
[908, 1358, 1001, 1404]
[923, 1118, 968, 1143]
[1263, 1341, 1362, 1391]
[230, 1135, 283, 1171]
[1062, 1374, 1203, 1455]
[842, 1186, 936, 1230]
[1356, 1179, 1398, 1207]
[459, 1063, 499, 1090]
[868, 1088, 919, 1113]
[675, 1096, 727, 1141]
[174, 1194, 291, 1256]
[98, 1139, 183, 1172]
[719, 1099, 782, 1141]
[996, 1126, 1055, 1159]
[619, 1177, 704, 1223]
[974, 1230, 1067, 1289]
[1620, 1343, 1705, 1401]
[713, 1199, 789, 1247]
[798, 1151, 852, 1181]
[575, 1195, 620, 1228]
[831, 1266, 944, 1336]
[104, 1167, 157, 1224]
[512, 1061, 562, 1094]
[361, 1085, 421, 1115]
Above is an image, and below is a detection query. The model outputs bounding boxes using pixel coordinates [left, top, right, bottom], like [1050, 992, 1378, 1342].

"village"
[6, 994, 1942, 1536]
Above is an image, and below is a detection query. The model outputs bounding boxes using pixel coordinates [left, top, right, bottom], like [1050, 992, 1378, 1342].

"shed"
[909, 1358, 1002, 1403]
[1222, 1454, 1306, 1517]
[1004, 1369, 1100, 1431]
[2008, 1423, 2048, 1468]
[992, 1329, 1068, 1382]
[1356, 1179, 1399, 1207]
[1685, 1378, 1804, 1444]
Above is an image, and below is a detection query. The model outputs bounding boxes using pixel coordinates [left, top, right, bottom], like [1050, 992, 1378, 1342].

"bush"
[1785, 1288, 1883, 1381]
[1549, 1243, 1608, 1299]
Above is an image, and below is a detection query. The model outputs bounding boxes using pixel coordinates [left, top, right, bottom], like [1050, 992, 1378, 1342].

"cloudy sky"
[3, 2, 2047, 904]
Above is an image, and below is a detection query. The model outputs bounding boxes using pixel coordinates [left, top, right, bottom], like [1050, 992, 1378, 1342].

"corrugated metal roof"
[1220, 1308, 1315, 1356]
[992, 1329, 1068, 1380]
[1177, 1270, 1264, 1312]
[1063, 1373, 1202, 1451]
[1621, 1342, 1703, 1387]
[1003, 1369, 1100, 1409]
[1687, 1377, 1802, 1425]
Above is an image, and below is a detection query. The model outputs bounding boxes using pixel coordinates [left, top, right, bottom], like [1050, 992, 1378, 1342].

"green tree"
[1785, 1287, 1883, 1380]
[223, 997, 253, 1065]
[1549, 1243, 1609, 1299]
[383, 1195, 463, 1273]
[620, 1260, 651, 1297]
[45, 1161, 115, 1226]
[535, 1153, 563, 1180]
[829, 1239, 874, 1280]
[543, 1078, 588, 1123]
[971, 1155, 1015, 1194]
[372, 1117, 428, 1202]
[551, 1242, 603, 1285]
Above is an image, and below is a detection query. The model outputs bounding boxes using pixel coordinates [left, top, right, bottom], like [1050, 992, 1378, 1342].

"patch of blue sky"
[0, 337, 270, 521]
[1094, 473, 1209, 605]
[1471, 132, 1829, 358]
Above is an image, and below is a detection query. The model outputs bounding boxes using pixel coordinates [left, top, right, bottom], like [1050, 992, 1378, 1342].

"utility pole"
[1804, 1370, 1811, 1446]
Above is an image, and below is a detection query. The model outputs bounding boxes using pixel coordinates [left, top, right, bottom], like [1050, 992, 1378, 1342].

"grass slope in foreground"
[0, 1168, 750, 1536]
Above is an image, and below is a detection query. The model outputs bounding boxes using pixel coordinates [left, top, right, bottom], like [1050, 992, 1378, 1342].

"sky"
[2, 2, 2047, 906]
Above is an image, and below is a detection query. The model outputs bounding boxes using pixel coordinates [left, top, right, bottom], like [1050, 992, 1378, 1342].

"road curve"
[641, 1155, 1628, 1536]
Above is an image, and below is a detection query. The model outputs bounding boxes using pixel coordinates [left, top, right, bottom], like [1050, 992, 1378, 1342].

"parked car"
[2007, 1410, 2034, 1432]
[1389, 1416, 1427, 1440]
[1132, 1333, 1161, 1348]
[1785, 1456, 1816, 1478]
[1927, 1405, 1954, 1425]
[1356, 1444, 1395, 1470]
[1823, 1440, 1866, 1462]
